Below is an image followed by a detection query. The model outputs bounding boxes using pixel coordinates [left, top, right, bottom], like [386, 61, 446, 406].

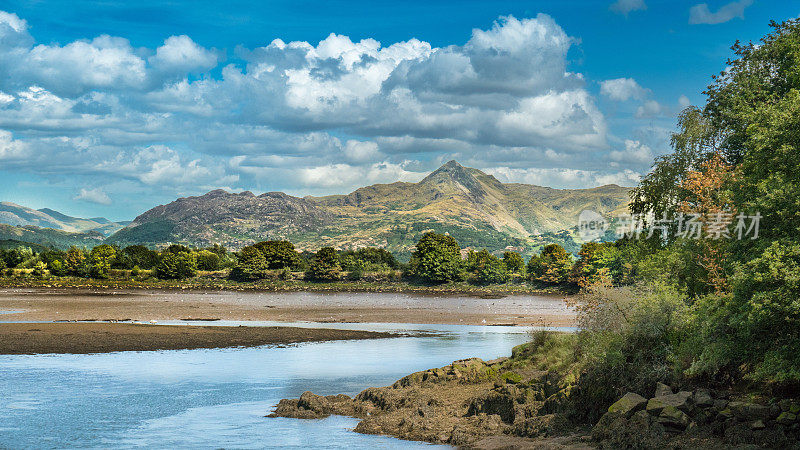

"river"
[0, 321, 569, 448]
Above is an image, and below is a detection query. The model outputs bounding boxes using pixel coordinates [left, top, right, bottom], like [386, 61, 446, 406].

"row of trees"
[2, 233, 626, 286]
[0, 243, 231, 280]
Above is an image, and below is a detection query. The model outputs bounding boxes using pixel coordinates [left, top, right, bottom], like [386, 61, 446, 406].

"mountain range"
[0, 161, 631, 258]
[109, 161, 631, 258]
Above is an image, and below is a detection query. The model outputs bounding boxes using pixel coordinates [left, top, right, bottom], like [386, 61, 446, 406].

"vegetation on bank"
[479, 19, 800, 434]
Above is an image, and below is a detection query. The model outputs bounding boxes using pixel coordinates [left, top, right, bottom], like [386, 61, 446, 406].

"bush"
[469, 249, 509, 284]
[566, 283, 690, 422]
[31, 261, 47, 279]
[253, 241, 302, 270]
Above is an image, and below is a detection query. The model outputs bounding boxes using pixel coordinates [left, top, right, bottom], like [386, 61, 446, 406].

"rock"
[466, 389, 517, 424]
[776, 412, 797, 425]
[657, 405, 690, 430]
[693, 388, 714, 408]
[729, 401, 771, 421]
[486, 357, 508, 365]
[654, 382, 673, 397]
[648, 391, 693, 413]
[355, 387, 403, 411]
[713, 399, 728, 410]
[751, 420, 766, 430]
[512, 414, 570, 438]
[608, 392, 648, 418]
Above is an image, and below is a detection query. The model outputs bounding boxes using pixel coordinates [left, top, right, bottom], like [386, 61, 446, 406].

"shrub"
[471, 250, 509, 284]
[253, 241, 302, 270]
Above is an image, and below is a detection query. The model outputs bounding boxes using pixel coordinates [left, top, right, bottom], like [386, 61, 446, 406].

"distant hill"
[0, 223, 105, 249]
[0, 202, 128, 237]
[111, 161, 631, 258]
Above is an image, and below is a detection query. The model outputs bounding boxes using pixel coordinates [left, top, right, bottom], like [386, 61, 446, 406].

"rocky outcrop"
[268, 356, 588, 447]
[593, 386, 800, 449]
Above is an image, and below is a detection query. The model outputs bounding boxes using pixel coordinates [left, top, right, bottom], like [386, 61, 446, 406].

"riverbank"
[0, 322, 396, 354]
[0, 275, 570, 296]
[0, 288, 576, 326]
[269, 338, 800, 449]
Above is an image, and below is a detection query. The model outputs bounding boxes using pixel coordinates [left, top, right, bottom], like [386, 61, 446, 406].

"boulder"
[654, 382, 673, 397]
[657, 405, 690, 430]
[728, 401, 771, 421]
[607, 392, 648, 418]
[751, 420, 766, 430]
[693, 388, 714, 408]
[648, 391, 693, 414]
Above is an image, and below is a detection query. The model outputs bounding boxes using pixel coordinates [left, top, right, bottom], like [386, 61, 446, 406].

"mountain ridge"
[112, 161, 631, 257]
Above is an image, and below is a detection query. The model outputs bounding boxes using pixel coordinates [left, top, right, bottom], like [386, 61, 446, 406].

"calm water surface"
[0, 322, 544, 449]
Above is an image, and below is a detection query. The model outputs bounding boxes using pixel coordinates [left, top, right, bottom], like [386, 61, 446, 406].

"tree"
[89, 244, 116, 279]
[195, 250, 220, 271]
[527, 244, 572, 285]
[305, 247, 341, 281]
[410, 232, 462, 283]
[65, 247, 88, 276]
[155, 251, 197, 280]
[502, 251, 525, 274]
[253, 240, 301, 270]
[470, 249, 509, 284]
[122, 245, 160, 269]
[229, 246, 269, 281]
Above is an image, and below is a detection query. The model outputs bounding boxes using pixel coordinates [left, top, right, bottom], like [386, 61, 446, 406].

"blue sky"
[0, 0, 796, 220]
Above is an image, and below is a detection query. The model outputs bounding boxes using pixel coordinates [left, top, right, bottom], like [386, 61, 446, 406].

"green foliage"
[65, 247, 88, 276]
[164, 244, 191, 254]
[253, 240, 302, 270]
[527, 244, 572, 285]
[48, 259, 66, 276]
[229, 246, 269, 281]
[340, 247, 398, 272]
[89, 244, 116, 279]
[466, 249, 509, 284]
[502, 251, 525, 274]
[154, 251, 197, 280]
[569, 283, 690, 422]
[31, 261, 47, 279]
[409, 232, 463, 283]
[195, 250, 220, 271]
[305, 247, 341, 281]
[122, 245, 159, 269]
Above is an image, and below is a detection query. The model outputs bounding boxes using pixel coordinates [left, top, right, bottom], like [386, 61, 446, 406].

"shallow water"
[0, 323, 536, 449]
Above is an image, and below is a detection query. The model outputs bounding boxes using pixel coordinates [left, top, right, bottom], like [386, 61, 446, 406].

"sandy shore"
[0, 288, 576, 326]
[0, 322, 396, 354]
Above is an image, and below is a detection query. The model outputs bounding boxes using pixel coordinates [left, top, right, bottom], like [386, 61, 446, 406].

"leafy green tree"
[502, 251, 525, 274]
[527, 244, 572, 285]
[195, 250, 220, 271]
[65, 247, 88, 276]
[155, 251, 197, 280]
[89, 244, 116, 279]
[305, 247, 341, 281]
[164, 244, 192, 254]
[472, 250, 509, 284]
[122, 245, 160, 269]
[253, 241, 302, 270]
[31, 261, 47, 279]
[229, 246, 269, 281]
[410, 232, 462, 283]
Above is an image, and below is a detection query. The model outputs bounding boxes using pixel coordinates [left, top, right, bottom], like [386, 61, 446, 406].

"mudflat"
[0, 322, 395, 355]
[0, 288, 575, 326]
